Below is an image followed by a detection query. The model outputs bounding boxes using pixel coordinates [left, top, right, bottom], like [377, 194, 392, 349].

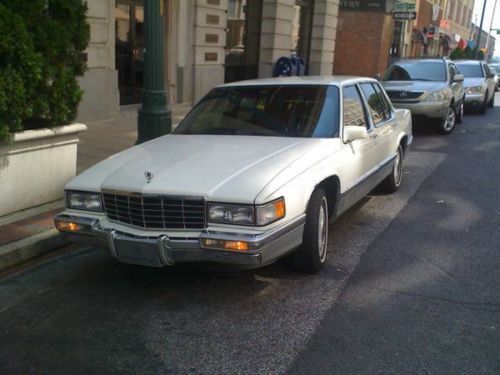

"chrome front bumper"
[55, 213, 305, 268]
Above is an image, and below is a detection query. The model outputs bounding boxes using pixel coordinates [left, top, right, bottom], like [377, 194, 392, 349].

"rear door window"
[342, 85, 368, 128]
[359, 83, 389, 126]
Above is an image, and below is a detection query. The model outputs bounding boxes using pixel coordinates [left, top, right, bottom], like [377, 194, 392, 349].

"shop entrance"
[115, 0, 144, 105]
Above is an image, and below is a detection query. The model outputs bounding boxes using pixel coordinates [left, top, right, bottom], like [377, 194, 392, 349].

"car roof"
[394, 58, 446, 63]
[218, 75, 377, 88]
[454, 60, 482, 65]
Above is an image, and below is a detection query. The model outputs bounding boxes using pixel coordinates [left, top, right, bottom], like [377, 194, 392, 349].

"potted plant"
[0, 1, 90, 217]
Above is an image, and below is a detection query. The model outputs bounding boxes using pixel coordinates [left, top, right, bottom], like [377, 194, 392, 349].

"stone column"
[192, 0, 227, 101]
[309, 0, 339, 75]
[258, 0, 295, 78]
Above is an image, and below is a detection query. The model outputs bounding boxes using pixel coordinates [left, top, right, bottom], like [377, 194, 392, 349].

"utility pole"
[137, 0, 171, 145]
[485, 0, 498, 53]
[475, 0, 488, 58]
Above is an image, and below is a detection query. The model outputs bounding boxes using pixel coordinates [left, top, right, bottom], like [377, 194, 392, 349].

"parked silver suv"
[455, 60, 496, 114]
[381, 58, 465, 134]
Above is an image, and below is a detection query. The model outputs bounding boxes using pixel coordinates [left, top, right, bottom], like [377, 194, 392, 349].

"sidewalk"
[0, 104, 191, 272]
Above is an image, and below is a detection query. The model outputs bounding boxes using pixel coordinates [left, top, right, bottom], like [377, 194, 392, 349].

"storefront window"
[291, 0, 314, 73]
[115, 0, 144, 105]
[225, 0, 263, 83]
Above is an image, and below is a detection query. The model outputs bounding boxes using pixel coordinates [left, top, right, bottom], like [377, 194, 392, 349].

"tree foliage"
[0, 0, 89, 142]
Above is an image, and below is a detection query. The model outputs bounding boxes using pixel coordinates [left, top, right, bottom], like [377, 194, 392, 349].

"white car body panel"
[57, 76, 412, 269]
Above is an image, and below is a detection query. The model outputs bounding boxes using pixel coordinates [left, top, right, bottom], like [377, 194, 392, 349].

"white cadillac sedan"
[55, 76, 412, 273]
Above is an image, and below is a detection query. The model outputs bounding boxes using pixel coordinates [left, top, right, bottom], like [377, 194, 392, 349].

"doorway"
[115, 0, 144, 105]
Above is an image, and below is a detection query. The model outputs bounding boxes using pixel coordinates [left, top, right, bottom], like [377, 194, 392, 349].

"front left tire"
[456, 99, 464, 124]
[437, 105, 456, 134]
[488, 92, 495, 108]
[292, 187, 329, 274]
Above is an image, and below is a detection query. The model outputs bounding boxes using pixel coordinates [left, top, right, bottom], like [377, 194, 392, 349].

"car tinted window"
[359, 83, 388, 126]
[382, 61, 446, 82]
[175, 85, 340, 138]
[455, 63, 484, 78]
[343, 85, 367, 128]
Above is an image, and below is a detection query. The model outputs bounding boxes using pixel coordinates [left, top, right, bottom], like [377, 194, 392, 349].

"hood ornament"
[145, 171, 154, 183]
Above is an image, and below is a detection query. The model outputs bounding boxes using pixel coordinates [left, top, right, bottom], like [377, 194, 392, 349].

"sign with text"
[340, 0, 387, 12]
[393, 11, 417, 20]
[394, 1, 416, 12]
[440, 19, 450, 29]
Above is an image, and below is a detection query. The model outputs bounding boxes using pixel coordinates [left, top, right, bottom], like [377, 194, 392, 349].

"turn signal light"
[201, 238, 249, 252]
[55, 220, 81, 232]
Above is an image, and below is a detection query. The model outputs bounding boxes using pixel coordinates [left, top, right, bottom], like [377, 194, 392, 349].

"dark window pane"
[175, 85, 340, 138]
[383, 61, 447, 82]
[360, 83, 386, 126]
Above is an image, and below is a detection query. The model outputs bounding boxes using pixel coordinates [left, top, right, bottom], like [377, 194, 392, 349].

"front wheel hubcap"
[443, 107, 455, 131]
[394, 148, 403, 186]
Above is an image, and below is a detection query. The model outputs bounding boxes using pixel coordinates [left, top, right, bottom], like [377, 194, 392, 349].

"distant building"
[471, 23, 496, 61]
[332, 0, 476, 77]
[78, 0, 340, 122]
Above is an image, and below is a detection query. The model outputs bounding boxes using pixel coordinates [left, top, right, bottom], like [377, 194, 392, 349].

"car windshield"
[175, 85, 340, 138]
[382, 61, 446, 82]
[456, 63, 484, 78]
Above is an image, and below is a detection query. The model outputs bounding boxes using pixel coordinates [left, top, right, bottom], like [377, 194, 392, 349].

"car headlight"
[466, 86, 484, 95]
[208, 204, 255, 225]
[207, 198, 286, 226]
[66, 191, 103, 212]
[425, 90, 448, 101]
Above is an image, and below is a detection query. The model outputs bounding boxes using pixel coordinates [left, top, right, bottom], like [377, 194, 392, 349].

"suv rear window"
[383, 61, 446, 82]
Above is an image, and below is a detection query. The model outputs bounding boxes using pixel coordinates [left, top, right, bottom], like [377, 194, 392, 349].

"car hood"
[381, 80, 446, 93]
[463, 77, 485, 88]
[67, 134, 339, 204]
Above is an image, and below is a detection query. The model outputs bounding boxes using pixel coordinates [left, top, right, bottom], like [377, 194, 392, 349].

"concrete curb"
[0, 229, 71, 273]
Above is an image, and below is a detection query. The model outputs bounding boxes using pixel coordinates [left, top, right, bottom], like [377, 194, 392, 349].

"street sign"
[393, 11, 417, 20]
[394, 2, 416, 12]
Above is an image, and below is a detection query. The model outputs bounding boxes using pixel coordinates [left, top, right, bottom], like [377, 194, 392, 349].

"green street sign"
[394, 1, 416, 12]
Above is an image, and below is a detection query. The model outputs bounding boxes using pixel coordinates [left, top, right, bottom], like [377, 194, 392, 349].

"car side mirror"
[453, 73, 464, 82]
[344, 126, 369, 142]
[374, 73, 382, 81]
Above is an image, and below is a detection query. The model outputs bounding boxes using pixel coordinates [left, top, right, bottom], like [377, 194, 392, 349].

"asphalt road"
[1, 94, 499, 374]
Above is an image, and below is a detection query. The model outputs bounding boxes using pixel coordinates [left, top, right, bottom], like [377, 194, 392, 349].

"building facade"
[333, 0, 395, 77]
[77, 0, 340, 122]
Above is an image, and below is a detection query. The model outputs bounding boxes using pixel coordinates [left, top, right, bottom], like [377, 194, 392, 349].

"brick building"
[333, 0, 392, 77]
[78, 0, 340, 122]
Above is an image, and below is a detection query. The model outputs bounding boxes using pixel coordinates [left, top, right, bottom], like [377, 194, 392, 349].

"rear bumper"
[54, 213, 305, 268]
[392, 100, 448, 118]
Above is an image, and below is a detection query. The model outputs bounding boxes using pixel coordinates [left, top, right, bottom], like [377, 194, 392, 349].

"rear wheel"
[437, 105, 456, 134]
[378, 145, 404, 193]
[292, 188, 329, 274]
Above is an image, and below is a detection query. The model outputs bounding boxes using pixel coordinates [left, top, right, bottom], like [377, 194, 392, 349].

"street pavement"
[0, 94, 499, 374]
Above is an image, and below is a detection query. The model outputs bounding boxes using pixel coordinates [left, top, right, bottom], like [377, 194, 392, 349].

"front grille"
[386, 90, 423, 100]
[103, 193, 206, 230]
